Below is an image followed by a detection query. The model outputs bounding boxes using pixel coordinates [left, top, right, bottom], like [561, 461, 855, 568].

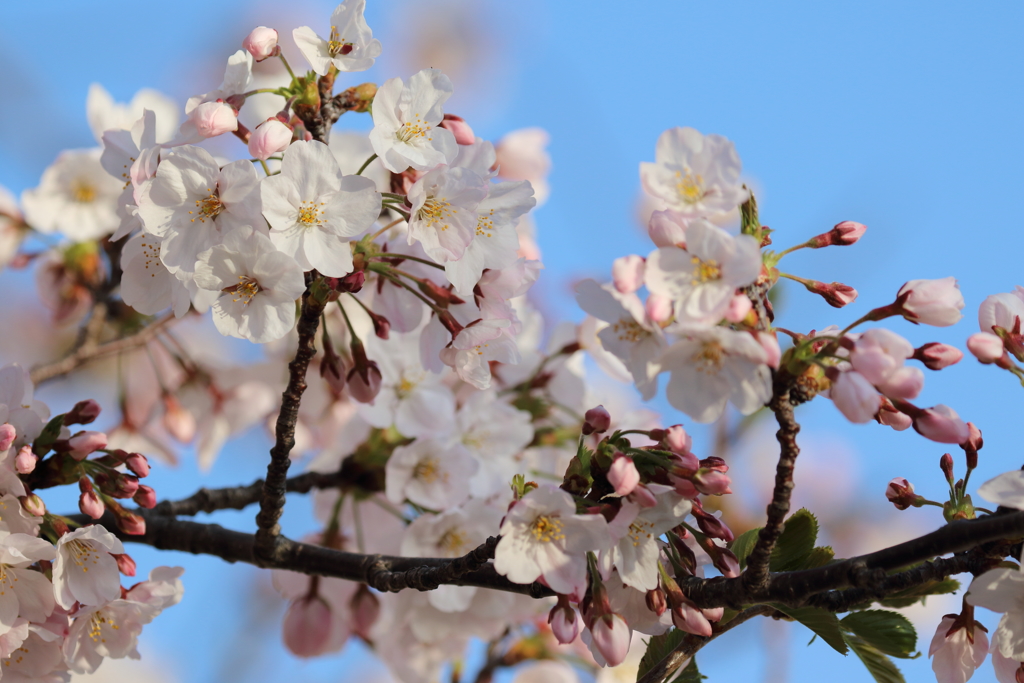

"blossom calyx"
[346, 342, 382, 404]
[582, 405, 611, 435]
[64, 399, 101, 426]
[885, 477, 923, 510]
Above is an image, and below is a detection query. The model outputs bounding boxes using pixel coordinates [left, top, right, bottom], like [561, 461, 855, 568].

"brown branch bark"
[742, 375, 800, 592]
[29, 311, 176, 385]
[253, 292, 327, 562]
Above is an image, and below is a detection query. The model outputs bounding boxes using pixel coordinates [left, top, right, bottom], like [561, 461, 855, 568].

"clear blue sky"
[1, 1, 1022, 681]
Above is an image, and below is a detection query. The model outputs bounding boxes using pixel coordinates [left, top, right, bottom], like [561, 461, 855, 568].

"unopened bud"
[645, 588, 667, 616]
[125, 453, 150, 478]
[111, 504, 146, 536]
[967, 332, 1005, 364]
[248, 118, 292, 160]
[611, 255, 645, 294]
[647, 210, 688, 248]
[369, 310, 391, 340]
[691, 505, 734, 542]
[347, 361, 382, 404]
[804, 279, 858, 308]
[243, 26, 280, 61]
[67, 430, 107, 460]
[439, 114, 475, 145]
[664, 425, 692, 455]
[114, 553, 137, 577]
[807, 221, 867, 248]
[548, 599, 579, 644]
[582, 405, 611, 435]
[190, 100, 238, 138]
[437, 310, 464, 338]
[692, 469, 732, 495]
[63, 399, 101, 426]
[724, 293, 752, 323]
[885, 477, 921, 510]
[20, 494, 45, 517]
[133, 485, 157, 509]
[940, 453, 955, 483]
[79, 490, 105, 519]
[350, 585, 380, 639]
[334, 270, 365, 293]
[960, 422, 982, 470]
[913, 342, 963, 370]
[607, 453, 639, 496]
[645, 293, 672, 324]
[14, 445, 36, 474]
[0, 424, 15, 453]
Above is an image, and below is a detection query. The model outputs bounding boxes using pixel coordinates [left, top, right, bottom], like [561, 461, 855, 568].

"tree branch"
[742, 375, 800, 592]
[253, 292, 327, 562]
[29, 312, 176, 385]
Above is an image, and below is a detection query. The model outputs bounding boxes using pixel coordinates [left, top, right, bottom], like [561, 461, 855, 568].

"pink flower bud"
[877, 399, 913, 431]
[702, 607, 724, 622]
[671, 597, 712, 637]
[961, 422, 983, 470]
[0, 424, 16, 452]
[347, 361, 382, 404]
[628, 483, 658, 508]
[693, 469, 732, 495]
[612, 255, 645, 294]
[282, 597, 334, 657]
[940, 453, 955, 482]
[928, 615, 988, 683]
[670, 476, 699, 499]
[439, 114, 475, 145]
[831, 371, 879, 424]
[645, 588, 667, 617]
[369, 310, 391, 340]
[333, 270, 365, 293]
[190, 101, 238, 138]
[63, 399, 101, 426]
[114, 510, 146, 536]
[913, 342, 963, 370]
[590, 614, 630, 667]
[647, 210, 688, 248]
[79, 491, 105, 519]
[125, 453, 150, 478]
[67, 431, 107, 460]
[914, 405, 970, 445]
[877, 365, 924, 401]
[133, 485, 157, 509]
[808, 221, 867, 248]
[248, 119, 293, 161]
[162, 394, 196, 444]
[14, 445, 35, 474]
[243, 26, 279, 61]
[756, 331, 782, 369]
[548, 602, 579, 644]
[645, 293, 672, 323]
[897, 277, 965, 327]
[582, 405, 611, 435]
[724, 292, 752, 323]
[607, 454, 640, 496]
[664, 425, 691, 455]
[692, 506, 734, 542]
[20, 494, 45, 517]
[805, 279, 858, 308]
[885, 477, 919, 510]
[350, 585, 380, 640]
[114, 553, 137, 577]
[716, 548, 741, 578]
[967, 332, 1005, 364]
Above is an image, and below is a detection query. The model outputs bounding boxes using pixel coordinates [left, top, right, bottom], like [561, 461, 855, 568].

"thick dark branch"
[152, 467, 350, 517]
[742, 377, 800, 592]
[254, 293, 327, 562]
[685, 509, 1024, 610]
[637, 605, 774, 683]
[73, 511, 552, 599]
[30, 312, 175, 385]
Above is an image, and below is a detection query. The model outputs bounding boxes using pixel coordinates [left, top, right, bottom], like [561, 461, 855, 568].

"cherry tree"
[0, 3, 1023, 682]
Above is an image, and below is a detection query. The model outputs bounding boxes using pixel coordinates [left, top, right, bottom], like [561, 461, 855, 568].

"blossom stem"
[774, 243, 809, 258]
[336, 299, 362, 346]
[277, 52, 297, 81]
[367, 217, 406, 242]
[355, 153, 378, 176]
[258, 159, 272, 177]
[371, 252, 444, 270]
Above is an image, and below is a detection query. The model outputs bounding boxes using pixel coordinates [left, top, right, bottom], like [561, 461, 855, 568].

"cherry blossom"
[928, 615, 988, 683]
[86, 83, 179, 145]
[369, 68, 459, 172]
[0, 531, 56, 634]
[898, 277, 965, 327]
[293, 0, 382, 75]
[63, 599, 159, 674]
[601, 492, 692, 591]
[384, 437, 477, 510]
[53, 525, 124, 609]
[967, 568, 1024, 660]
[21, 149, 123, 241]
[406, 165, 488, 264]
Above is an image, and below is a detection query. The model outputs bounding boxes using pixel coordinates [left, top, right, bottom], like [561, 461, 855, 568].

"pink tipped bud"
[700, 456, 728, 473]
[692, 506, 734, 542]
[114, 553, 137, 577]
[20, 494, 45, 517]
[692, 469, 732, 495]
[347, 361, 382, 404]
[282, 597, 333, 658]
[243, 26, 280, 61]
[671, 597, 712, 637]
[808, 221, 867, 248]
[885, 477, 920, 510]
[369, 311, 391, 340]
[940, 453, 955, 483]
[105, 473, 140, 499]
[190, 101, 238, 138]
[647, 210, 688, 248]
[702, 607, 725, 623]
[548, 601, 579, 644]
[64, 399, 101, 426]
[114, 509, 146, 536]
[961, 422, 982, 470]
[645, 293, 672, 324]
[67, 431, 107, 460]
[646, 588, 667, 616]
[805, 279, 858, 308]
[914, 405, 970, 445]
[877, 398, 913, 431]
[913, 342, 963, 370]
[0, 424, 16, 453]
[831, 371, 879, 424]
[724, 292, 752, 323]
[125, 453, 150, 478]
[248, 118, 293, 160]
[78, 491, 105, 519]
[332, 270, 365, 294]
[350, 585, 380, 640]
[133, 485, 157, 509]
[716, 548, 741, 578]
[590, 614, 630, 667]
[439, 114, 475, 145]
[611, 255, 645, 294]
[664, 425, 691, 455]
[582, 405, 611, 435]
[14, 445, 35, 474]
[967, 332, 1005, 364]
[607, 454, 640, 496]
[896, 277, 965, 327]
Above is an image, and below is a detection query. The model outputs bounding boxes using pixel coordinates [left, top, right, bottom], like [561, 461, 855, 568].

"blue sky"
[1, 1, 1022, 681]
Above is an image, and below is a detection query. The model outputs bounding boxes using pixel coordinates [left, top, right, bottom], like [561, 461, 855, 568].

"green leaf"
[729, 527, 761, 570]
[841, 610, 918, 659]
[637, 630, 687, 682]
[772, 605, 848, 655]
[803, 546, 836, 568]
[32, 414, 66, 456]
[671, 657, 706, 683]
[770, 508, 818, 571]
[879, 578, 960, 609]
[845, 634, 906, 683]
[740, 191, 761, 238]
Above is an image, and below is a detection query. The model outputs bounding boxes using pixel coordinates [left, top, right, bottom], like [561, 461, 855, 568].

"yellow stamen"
[530, 515, 566, 543]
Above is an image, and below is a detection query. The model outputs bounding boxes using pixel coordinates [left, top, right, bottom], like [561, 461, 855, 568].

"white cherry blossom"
[455, 390, 534, 498]
[369, 68, 458, 172]
[640, 127, 748, 217]
[967, 568, 1024, 660]
[21, 149, 123, 241]
[407, 165, 488, 264]
[261, 140, 380, 277]
[63, 599, 159, 674]
[86, 83, 179, 144]
[119, 232, 193, 318]
[385, 437, 477, 510]
[194, 227, 306, 344]
[293, 0, 382, 75]
[601, 491, 692, 592]
[0, 531, 56, 634]
[53, 525, 124, 609]
[0, 364, 49, 449]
